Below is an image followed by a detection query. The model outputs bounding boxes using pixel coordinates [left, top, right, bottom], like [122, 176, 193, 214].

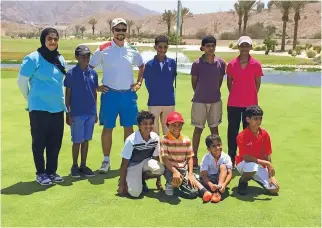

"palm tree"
[126, 19, 134, 36]
[136, 24, 142, 37]
[179, 7, 193, 37]
[242, 1, 257, 35]
[107, 19, 113, 38]
[80, 26, 85, 39]
[88, 18, 98, 35]
[234, 1, 244, 36]
[75, 25, 80, 36]
[273, 1, 292, 51]
[158, 10, 177, 36]
[292, 1, 308, 49]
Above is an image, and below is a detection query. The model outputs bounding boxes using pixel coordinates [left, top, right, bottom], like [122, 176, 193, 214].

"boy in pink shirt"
[226, 36, 263, 167]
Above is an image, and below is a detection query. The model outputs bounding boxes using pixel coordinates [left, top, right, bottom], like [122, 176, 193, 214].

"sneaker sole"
[53, 179, 64, 183]
[36, 180, 53, 186]
[71, 175, 81, 179]
[84, 174, 95, 177]
[98, 166, 110, 174]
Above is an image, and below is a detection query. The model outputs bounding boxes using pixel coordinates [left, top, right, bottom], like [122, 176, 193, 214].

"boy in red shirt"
[236, 106, 280, 195]
[226, 36, 263, 167]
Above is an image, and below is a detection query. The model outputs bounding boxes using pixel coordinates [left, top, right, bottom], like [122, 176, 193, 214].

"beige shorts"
[126, 158, 165, 198]
[148, 106, 175, 135]
[191, 100, 222, 129]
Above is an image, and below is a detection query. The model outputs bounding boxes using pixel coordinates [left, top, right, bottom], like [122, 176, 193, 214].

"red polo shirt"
[226, 55, 263, 107]
[235, 127, 272, 166]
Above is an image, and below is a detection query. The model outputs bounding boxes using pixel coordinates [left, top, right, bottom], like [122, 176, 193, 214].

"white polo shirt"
[200, 151, 232, 175]
[89, 40, 144, 90]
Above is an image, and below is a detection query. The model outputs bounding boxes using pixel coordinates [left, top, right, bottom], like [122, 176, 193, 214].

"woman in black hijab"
[17, 28, 67, 185]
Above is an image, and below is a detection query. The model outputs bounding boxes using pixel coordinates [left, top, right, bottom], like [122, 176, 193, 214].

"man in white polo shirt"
[89, 18, 144, 173]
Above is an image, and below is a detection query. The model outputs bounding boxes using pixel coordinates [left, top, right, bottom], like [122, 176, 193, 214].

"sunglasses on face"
[47, 37, 59, 42]
[114, 28, 127, 32]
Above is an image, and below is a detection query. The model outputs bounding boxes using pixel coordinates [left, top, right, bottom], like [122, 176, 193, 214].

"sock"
[200, 187, 207, 195]
[104, 156, 110, 162]
[80, 162, 86, 167]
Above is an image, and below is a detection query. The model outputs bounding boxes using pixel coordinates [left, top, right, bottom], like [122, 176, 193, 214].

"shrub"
[228, 42, 233, 48]
[313, 45, 321, 53]
[305, 43, 313, 49]
[306, 48, 317, 58]
[232, 43, 238, 49]
[295, 45, 302, 55]
[196, 28, 208, 39]
[263, 36, 277, 54]
[261, 45, 266, 51]
[313, 55, 321, 65]
[291, 50, 297, 57]
[288, 49, 293, 55]
[254, 45, 262, 51]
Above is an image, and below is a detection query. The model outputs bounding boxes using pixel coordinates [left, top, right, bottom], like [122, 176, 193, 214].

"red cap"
[166, 112, 184, 124]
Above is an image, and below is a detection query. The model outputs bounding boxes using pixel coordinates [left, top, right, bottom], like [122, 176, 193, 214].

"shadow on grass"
[145, 189, 181, 205]
[1, 181, 54, 195]
[58, 169, 120, 186]
[231, 168, 240, 180]
[230, 186, 274, 202]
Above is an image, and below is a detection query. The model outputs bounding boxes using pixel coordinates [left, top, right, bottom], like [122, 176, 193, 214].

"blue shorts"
[99, 89, 138, 129]
[71, 115, 96, 143]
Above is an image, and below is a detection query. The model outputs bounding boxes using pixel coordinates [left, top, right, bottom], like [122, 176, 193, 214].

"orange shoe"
[211, 192, 222, 203]
[202, 191, 212, 203]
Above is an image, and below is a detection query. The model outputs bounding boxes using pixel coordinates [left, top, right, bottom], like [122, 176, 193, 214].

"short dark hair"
[205, 134, 222, 148]
[155, 35, 168, 45]
[137, 110, 155, 125]
[245, 105, 264, 118]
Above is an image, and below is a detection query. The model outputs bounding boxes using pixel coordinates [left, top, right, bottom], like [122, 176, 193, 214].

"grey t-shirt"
[190, 55, 226, 103]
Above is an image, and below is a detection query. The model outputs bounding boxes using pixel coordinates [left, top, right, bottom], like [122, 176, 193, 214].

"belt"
[106, 86, 131, 92]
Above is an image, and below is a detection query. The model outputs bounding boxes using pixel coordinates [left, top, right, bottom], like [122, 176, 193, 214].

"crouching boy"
[236, 105, 280, 195]
[199, 134, 232, 203]
[118, 111, 165, 198]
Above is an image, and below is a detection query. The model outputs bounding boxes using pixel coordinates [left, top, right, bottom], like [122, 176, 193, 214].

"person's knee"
[194, 127, 203, 134]
[153, 164, 165, 176]
[242, 171, 257, 179]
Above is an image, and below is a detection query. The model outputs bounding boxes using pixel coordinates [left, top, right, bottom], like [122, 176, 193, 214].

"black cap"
[200, 35, 217, 51]
[75, 45, 91, 56]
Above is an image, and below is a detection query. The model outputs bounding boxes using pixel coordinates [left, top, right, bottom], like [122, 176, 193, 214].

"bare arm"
[227, 77, 233, 93]
[162, 156, 180, 175]
[191, 75, 198, 92]
[223, 168, 232, 187]
[201, 170, 211, 187]
[219, 74, 224, 88]
[137, 64, 144, 84]
[65, 88, 71, 113]
[255, 77, 261, 92]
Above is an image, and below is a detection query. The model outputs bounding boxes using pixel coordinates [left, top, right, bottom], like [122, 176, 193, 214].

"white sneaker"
[98, 161, 110, 174]
[165, 183, 174, 196]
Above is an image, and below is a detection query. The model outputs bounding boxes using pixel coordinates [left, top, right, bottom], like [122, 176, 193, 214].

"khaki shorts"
[148, 106, 175, 135]
[191, 100, 222, 129]
[126, 158, 165, 197]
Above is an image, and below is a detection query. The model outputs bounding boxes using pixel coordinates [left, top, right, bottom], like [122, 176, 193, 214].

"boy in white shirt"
[199, 134, 233, 203]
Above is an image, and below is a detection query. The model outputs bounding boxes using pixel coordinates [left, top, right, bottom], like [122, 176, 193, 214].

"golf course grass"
[1, 69, 321, 227]
[1, 37, 315, 66]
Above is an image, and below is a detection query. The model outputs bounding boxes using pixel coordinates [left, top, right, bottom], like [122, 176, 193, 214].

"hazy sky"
[128, 0, 270, 14]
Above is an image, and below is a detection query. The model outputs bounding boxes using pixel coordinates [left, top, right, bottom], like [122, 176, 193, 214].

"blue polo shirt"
[143, 56, 177, 106]
[19, 51, 67, 113]
[64, 64, 98, 117]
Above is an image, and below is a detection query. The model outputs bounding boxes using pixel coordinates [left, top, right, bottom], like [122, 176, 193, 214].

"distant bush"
[286, 39, 292, 44]
[228, 42, 233, 48]
[306, 48, 317, 58]
[263, 36, 277, 54]
[232, 43, 238, 49]
[220, 31, 239, 40]
[168, 32, 183, 45]
[311, 32, 321, 39]
[305, 43, 313, 49]
[295, 45, 302, 55]
[288, 49, 293, 55]
[253, 45, 262, 51]
[313, 55, 321, 65]
[313, 45, 321, 53]
[261, 45, 266, 51]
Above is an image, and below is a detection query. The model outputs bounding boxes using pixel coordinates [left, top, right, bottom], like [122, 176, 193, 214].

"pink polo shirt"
[226, 56, 263, 107]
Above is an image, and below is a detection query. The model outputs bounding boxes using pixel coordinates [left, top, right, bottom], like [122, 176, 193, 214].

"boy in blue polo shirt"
[64, 45, 98, 178]
[143, 35, 177, 136]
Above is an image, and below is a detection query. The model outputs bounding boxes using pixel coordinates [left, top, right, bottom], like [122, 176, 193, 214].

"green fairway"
[1, 37, 314, 66]
[1, 69, 321, 227]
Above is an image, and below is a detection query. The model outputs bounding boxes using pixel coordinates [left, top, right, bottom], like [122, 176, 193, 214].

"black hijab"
[37, 28, 66, 75]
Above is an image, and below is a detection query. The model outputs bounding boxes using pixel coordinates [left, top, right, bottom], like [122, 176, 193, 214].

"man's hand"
[156, 180, 163, 191]
[97, 85, 109, 93]
[66, 114, 72, 126]
[269, 176, 280, 189]
[117, 182, 128, 196]
[131, 82, 141, 92]
[188, 173, 197, 189]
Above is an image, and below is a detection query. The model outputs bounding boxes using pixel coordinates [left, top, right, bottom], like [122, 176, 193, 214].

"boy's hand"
[171, 170, 182, 188]
[188, 173, 197, 188]
[208, 182, 217, 192]
[66, 114, 72, 126]
[156, 180, 163, 191]
[97, 85, 109, 93]
[269, 176, 280, 189]
[117, 182, 128, 196]
[219, 184, 226, 193]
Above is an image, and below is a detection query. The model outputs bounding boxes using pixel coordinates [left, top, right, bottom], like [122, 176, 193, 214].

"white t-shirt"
[89, 40, 143, 90]
[200, 151, 232, 175]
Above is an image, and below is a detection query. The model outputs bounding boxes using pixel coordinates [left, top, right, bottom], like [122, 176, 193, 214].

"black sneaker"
[142, 180, 149, 193]
[71, 165, 81, 178]
[238, 178, 248, 195]
[80, 165, 95, 177]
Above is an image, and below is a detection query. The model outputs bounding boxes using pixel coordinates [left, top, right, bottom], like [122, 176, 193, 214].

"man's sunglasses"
[114, 28, 127, 32]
